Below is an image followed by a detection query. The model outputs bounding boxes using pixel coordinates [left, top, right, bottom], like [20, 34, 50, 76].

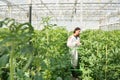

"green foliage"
[0, 18, 34, 80]
[79, 30, 120, 80]
[0, 17, 71, 80]
[32, 17, 71, 80]
[0, 17, 120, 80]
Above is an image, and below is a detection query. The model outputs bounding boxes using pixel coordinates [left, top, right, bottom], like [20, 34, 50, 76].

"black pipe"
[29, 4, 32, 24]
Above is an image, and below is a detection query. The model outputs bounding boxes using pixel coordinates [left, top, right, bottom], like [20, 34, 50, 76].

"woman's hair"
[73, 27, 81, 33]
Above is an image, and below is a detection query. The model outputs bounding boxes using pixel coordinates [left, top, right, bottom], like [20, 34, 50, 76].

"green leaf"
[0, 54, 9, 68]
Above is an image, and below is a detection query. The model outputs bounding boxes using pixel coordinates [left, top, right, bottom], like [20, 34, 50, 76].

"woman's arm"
[76, 37, 81, 46]
[67, 36, 77, 48]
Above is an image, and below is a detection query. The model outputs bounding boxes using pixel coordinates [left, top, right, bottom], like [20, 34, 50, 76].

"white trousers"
[70, 49, 78, 67]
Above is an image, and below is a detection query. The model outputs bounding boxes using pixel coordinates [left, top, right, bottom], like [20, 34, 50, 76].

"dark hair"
[73, 27, 81, 33]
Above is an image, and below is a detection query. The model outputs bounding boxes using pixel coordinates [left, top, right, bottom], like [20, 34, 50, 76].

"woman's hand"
[76, 41, 81, 46]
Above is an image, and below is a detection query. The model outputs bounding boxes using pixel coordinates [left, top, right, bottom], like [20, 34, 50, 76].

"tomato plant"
[0, 18, 120, 80]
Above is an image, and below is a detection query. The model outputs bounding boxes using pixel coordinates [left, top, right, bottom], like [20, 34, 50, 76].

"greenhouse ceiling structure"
[0, 0, 120, 31]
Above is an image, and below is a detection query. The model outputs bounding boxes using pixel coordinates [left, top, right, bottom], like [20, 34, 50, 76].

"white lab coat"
[67, 35, 80, 67]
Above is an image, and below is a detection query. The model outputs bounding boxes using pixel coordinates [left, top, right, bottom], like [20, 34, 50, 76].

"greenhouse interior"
[0, 0, 120, 30]
[0, 0, 120, 80]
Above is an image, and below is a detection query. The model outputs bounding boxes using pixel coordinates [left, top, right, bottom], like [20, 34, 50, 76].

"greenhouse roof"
[0, 0, 120, 30]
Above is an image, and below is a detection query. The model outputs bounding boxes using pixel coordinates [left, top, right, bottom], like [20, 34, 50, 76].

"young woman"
[67, 27, 81, 80]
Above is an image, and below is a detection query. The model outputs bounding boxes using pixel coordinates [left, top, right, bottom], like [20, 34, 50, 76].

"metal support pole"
[29, 4, 32, 24]
[80, 0, 83, 27]
[8, 5, 12, 18]
[29, 0, 32, 24]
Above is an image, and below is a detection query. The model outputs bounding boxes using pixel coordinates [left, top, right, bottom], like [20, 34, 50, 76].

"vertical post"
[8, 5, 12, 18]
[28, 0, 32, 45]
[80, 0, 83, 27]
[106, 15, 109, 31]
[29, 0, 32, 24]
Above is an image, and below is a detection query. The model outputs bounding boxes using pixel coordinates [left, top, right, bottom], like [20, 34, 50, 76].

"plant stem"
[105, 45, 108, 80]
[23, 55, 33, 71]
[10, 43, 15, 80]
